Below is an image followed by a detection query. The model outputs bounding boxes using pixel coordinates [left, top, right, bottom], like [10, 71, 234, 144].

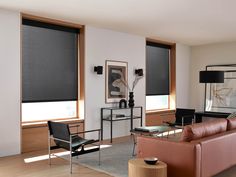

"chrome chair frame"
[163, 108, 196, 128]
[48, 122, 101, 174]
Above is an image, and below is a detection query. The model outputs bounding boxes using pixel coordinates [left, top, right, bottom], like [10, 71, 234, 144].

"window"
[22, 101, 77, 122]
[146, 41, 173, 110]
[22, 18, 79, 122]
[146, 95, 169, 110]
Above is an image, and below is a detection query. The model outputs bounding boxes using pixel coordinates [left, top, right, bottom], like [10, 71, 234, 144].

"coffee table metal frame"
[130, 125, 180, 156]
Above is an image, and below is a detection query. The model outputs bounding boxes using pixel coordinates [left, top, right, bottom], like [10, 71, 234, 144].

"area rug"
[74, 132, 236, 177]
[77, 140, 134, 177]
[77, 132, 181, 177]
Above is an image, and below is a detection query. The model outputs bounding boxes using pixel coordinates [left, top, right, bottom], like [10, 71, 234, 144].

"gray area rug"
[77, 140, 134, 177]
[72, 134, 236, 177]
[76, 133, 181, 177]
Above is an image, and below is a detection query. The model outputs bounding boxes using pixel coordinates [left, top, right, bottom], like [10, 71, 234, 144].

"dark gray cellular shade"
[146, 42, 170, 95]
[22, 19, 78, 102]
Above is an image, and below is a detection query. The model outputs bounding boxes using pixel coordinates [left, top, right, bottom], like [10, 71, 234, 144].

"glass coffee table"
[130, 125, 181, 156]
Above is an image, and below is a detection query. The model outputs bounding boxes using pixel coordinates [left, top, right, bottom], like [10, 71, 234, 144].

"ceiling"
[1, 0, 236, 46]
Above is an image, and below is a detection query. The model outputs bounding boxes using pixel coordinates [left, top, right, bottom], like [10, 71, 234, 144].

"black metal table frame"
[195, 111, 230, 122]
[101, 106, 143, 143]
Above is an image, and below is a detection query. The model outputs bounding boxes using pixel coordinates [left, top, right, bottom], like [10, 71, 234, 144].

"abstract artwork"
[105, 60, 128, 103]
[205, 64, 236, 113]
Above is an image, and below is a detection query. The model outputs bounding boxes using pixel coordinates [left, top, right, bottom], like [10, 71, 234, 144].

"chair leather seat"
[72, 136, 95, 150]
[55, 136, 95, 151]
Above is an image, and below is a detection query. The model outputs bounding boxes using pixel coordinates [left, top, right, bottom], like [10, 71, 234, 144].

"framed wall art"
[105, 60, 128, 103]
[205, 64, 236, 113]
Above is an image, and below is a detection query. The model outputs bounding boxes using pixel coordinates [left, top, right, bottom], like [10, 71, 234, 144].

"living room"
[1, 1, 236, 177]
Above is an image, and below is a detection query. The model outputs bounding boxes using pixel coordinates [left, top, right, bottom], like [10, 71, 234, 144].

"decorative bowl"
[144, 157, 158, 165]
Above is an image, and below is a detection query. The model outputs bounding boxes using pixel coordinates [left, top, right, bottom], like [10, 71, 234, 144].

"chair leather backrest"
[48, 121, 70, 141]
[175, 108, 195, 124]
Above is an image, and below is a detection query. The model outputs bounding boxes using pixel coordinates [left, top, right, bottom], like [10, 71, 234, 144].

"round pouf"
[128, 158, 167, 177]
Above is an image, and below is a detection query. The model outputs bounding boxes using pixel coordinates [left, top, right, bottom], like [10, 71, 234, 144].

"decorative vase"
[128, 92, 135, 108]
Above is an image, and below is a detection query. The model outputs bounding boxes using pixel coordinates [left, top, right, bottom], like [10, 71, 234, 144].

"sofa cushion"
[180, 119, 227, 142]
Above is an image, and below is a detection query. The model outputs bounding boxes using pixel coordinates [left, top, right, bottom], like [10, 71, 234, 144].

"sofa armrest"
[195, 132, 234, 177]
[137, 136, 201, 177]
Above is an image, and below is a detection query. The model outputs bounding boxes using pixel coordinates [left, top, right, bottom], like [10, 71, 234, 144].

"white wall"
[190, 42, 236, 111]
[84, 26, 146, 139]
[0, 9, 21, 157]
[0, 9, 192, 155]
[176, 43, 191, 108]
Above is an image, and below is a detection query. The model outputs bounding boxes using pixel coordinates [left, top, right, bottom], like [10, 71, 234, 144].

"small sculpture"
[119, 99, 127, 108]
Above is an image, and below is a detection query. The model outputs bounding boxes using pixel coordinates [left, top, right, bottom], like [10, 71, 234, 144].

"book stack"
[107, 114, 126, 119]
[134, 126, 160, 132]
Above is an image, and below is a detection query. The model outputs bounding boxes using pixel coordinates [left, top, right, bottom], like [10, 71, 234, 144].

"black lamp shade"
[199, 71, 224, 83]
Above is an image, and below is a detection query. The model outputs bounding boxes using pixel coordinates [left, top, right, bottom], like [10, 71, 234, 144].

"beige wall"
[190, 42, 236, 111]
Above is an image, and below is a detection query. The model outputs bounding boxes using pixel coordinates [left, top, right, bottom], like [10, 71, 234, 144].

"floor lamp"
[199, 70, 224, 112]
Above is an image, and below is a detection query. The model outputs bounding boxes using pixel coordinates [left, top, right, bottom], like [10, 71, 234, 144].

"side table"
[128, 158, 167, 177]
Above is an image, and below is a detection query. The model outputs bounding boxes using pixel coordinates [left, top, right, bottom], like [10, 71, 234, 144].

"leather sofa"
[137, 118, 236, 177]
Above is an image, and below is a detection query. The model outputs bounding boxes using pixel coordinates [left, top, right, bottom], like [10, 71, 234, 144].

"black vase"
[128, 92, 135, 108]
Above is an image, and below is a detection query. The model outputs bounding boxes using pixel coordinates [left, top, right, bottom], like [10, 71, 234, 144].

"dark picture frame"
[105, 60, 128, 103]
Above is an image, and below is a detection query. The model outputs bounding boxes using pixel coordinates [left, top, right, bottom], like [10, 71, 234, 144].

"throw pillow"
[226, 112, 236, 130]
[227, 112, 236, 119]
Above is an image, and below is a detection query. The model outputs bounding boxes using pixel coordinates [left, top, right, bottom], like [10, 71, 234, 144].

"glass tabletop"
[131, 125, 173, 134]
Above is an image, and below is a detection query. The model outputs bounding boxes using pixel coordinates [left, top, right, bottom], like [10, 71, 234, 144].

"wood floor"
[0, 149, 111, 177]
[2, 134, 236, 177]
[2, 150, 236, 177]
[0, 136, 132, 177]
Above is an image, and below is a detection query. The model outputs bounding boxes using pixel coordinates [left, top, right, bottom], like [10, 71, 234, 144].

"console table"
[195, 111, 230, 123]
[101, 106, 143, 143]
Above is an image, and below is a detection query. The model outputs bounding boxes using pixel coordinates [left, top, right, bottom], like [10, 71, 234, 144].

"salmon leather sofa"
[137, 117, 236, 177]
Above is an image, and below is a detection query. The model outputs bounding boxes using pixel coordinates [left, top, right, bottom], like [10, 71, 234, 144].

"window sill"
[22, 118, 83, 129]
[146, 109, 175, 115]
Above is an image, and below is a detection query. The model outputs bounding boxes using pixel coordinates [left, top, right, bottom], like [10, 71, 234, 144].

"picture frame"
[205, 64, 236, 113]
[105, 60, 128, 103]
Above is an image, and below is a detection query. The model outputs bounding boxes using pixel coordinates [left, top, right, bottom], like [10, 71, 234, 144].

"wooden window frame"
[146, 38, 176, 113]
[20, 13, 85, 124]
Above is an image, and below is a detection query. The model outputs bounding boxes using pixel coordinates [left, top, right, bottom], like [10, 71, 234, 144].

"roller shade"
[22, 19, 79, 102]
[146, 42, 170, 95]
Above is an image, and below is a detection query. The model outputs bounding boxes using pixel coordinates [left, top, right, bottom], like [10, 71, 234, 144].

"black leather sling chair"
[48, 121, 101, 173]
[164, 108, 196, 128]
